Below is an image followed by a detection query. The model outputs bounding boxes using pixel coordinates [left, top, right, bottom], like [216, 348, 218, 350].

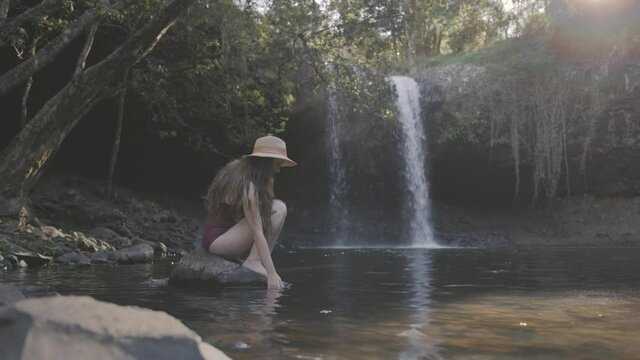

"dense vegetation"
[0, 0, 638, 211]
[424, 3, 640, 204]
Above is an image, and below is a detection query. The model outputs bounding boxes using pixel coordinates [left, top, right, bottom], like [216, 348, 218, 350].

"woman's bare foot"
[242, 259, 267, 277]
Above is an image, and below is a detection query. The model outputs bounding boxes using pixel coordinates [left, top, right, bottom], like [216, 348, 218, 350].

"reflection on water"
[398, 250, 441, 360]
[428, 294, 640, 359]
[2, 247, 640, 359]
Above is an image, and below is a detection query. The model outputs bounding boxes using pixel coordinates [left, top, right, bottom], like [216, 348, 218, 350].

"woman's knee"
[271, 199, 287, 221]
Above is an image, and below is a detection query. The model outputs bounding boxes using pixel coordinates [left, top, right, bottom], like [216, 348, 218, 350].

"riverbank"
[432, 196, 640, 247]
[0, 174, 204, 270]
[1, 174, 638, 271]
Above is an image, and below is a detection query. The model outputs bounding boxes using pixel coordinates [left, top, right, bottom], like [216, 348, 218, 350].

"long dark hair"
[205, 157, 275, 235]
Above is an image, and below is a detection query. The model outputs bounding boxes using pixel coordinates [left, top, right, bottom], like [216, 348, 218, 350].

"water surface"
[2, 247, 640, 359]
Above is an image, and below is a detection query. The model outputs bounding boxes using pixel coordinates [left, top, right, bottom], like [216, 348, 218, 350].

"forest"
[0, 0, 637, 248]
[1, 1, 640, 359]
[2, 0, 636, 209]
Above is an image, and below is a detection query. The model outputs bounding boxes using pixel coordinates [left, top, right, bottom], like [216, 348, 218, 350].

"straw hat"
[243, 135, 297, 167]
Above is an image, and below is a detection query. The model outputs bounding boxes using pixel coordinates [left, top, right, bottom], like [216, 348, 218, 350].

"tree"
[0, 0, 194, 215]
[0, 1, 117, 97]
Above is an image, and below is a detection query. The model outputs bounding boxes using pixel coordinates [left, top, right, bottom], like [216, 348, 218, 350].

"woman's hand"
[267, 272, 284, 289]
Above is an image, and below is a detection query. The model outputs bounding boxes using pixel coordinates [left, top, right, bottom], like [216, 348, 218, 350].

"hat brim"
[242, 153, 297, 167]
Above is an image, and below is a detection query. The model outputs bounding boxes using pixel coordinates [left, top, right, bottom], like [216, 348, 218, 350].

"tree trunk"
[73, 23, 99, 79]
[0, 0, 62, 38]
[434, 23, 442, 56]
[0, 0, 9, 23]
[20, 39, 38, 127]
[0, 9, 99, 97]
[241, 40, 249, 142]
[20, 77, 33, 126]
[106, 70, 128, 200]
[0, 0, 194, 208]
[406, 0, 419, 60]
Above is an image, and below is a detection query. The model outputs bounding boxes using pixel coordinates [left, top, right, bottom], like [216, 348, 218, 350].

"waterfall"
[390, 76, 438, 247]
[327, 88, 348, 244]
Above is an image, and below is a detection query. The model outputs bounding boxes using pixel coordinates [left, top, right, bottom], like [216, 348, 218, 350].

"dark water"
[2, 246, 640, 359]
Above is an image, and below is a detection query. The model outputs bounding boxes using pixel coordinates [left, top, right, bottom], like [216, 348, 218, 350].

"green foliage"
[432, 12, 639, 204]
[6, 0, 637, 196]
[129, 0, 299, 148]
[115, 0, 556, 154]
[437, 111, 484, 144]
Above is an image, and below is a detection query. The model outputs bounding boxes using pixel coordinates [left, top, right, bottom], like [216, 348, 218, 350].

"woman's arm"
[243, 182, 282, 288]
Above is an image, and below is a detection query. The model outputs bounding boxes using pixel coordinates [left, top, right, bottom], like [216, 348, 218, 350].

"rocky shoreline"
[432, 196, 640, 248]
[0, 175, 203, 271]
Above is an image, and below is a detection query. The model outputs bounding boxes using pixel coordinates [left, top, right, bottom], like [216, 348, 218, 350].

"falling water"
[390, 76, 438, 247]
[327, 88, 348, 243]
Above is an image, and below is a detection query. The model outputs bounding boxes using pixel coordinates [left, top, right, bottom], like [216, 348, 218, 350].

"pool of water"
[2, 246, 640, 359]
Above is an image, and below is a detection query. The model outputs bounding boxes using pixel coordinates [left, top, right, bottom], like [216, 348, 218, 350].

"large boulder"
[0, 296, 229, 360]
[170, 248, 266, 287]
[54, 252, 92, 267]
[0, 283, 25, 306]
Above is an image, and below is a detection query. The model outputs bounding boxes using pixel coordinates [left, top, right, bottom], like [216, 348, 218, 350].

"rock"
[26, 239, 57, 255]
[5, 254, 18, 265]
[0, 296, 230, 360]
[0, 259, 13, 270]
[0, 239, 52, 267]
[40, 225, 64, 239]
[112, 236, 133, 248]
[0, 283, 25, 306]
[170, 248, 266, 288]
[134, 238, 168, 255]
[104, 222, 135, 238]
[30, 227, 48, 240]
[110, 244, 154, 264]
[54, 252, 92, 266]
[94, 207, 128, 223]
[0, 197, 26, 217]
[157, 241, 168, 255]
[90, 251, 110, 263]
[87, 226, 120, 242]
[73, 232, 100, 252]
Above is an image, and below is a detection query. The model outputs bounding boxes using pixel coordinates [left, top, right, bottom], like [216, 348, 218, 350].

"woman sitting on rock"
[203, 136, 296, 289]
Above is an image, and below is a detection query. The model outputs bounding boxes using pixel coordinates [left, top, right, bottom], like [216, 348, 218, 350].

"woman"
[203, 135, 296, 289]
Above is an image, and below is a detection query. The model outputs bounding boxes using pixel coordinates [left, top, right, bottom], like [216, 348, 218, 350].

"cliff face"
[279, 91, 408, 245]
[278, 58, 640, 246]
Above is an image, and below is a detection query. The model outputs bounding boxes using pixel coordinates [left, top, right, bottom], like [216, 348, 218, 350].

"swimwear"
[202, 223, 251, 263]
[202, 225, 232, 250]
[202, 209, 234, 249]
[202, 208, 250, 261]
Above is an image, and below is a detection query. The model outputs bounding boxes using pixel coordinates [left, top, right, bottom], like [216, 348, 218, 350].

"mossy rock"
[169, 249, 266, 288]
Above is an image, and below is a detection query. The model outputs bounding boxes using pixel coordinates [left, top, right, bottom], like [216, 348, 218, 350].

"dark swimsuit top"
[202, 203, 242, 248]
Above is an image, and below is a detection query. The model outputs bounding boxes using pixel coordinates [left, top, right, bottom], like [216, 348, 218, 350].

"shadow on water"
[2, 246, 640, 359]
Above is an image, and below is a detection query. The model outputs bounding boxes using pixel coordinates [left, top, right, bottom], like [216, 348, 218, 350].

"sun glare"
[574, 0, 630, 13]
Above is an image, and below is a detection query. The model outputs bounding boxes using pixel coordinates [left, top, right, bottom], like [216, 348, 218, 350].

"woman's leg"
[207, 218, 254, 258]
[242, 200, 287, 275]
